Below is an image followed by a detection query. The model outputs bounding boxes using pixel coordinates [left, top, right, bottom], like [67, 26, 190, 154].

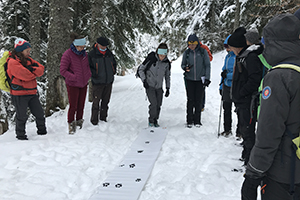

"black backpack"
[136, 52, 171, 78]
[135, 52, 157, 78]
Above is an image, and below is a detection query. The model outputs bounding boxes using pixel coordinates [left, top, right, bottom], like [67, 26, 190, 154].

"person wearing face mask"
[138, 43, 171, 127]
[60, 32, 91, 134]
[88, 37, 117, 125]
[6, 38, 47, 140]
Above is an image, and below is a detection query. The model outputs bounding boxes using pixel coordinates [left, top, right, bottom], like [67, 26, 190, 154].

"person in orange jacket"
[7, 38, 47, 140]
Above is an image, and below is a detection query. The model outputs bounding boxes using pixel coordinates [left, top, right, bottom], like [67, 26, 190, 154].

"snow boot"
[149, 122, 155, 127]
[68, 121, 76, 134]
[76, 119, 84, 129]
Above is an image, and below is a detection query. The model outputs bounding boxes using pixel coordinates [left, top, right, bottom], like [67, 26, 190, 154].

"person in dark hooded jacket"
[228, 27, 264, 166]
[181, 34, 211, 128]
[88, 37, 117, 125]
[242, 13, 300, 200]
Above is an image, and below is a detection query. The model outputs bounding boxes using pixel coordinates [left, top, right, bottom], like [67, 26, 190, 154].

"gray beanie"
[245, 29, 260, 44]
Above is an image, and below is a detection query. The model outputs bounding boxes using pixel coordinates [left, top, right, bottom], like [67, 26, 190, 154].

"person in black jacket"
[88, 37, 117, 125]
[242, 13, 300, 200]
[228, 27, 263, 166]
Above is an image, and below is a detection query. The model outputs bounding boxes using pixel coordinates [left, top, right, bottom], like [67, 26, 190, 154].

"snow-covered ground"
[0, 50, 248, 200]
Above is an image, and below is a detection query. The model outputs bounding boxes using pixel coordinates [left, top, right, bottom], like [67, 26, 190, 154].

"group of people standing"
[137, 34, 212, 128]
[60, 33, 117, 134]
[217, 11, 300, 200]
[6, 33, 117, 138]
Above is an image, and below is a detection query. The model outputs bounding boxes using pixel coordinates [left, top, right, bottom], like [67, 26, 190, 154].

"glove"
[31, 63, 39, 67]
[221, 70, 227, 79]
[241, 175, 262, 200]
[143, 81, 149, 89]
[219, 90, 222, 96]
[203, 79, 211, 87]
[26, 65, 35, 72]
[165, 88, 170, 97]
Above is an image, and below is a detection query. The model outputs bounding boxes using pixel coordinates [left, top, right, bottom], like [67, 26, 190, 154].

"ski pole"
[217, 98, 223, 138]
[218, 79, 224, 138]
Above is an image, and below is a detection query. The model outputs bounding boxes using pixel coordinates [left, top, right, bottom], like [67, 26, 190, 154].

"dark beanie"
[97, 37, 109, 46]
[294, 8, 300, 20]
[228, 27, 247, 48]
[187, 34, 199, 43]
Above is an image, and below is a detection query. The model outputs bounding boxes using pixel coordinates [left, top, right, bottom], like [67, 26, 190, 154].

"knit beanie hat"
[14, 38, 31, 52]
[245, 29, 260, 44]
[187, 34, 199, 44]
[97, 37, 109, 46]
[228, 27, 247, 48]
[294, 8, 300, 20]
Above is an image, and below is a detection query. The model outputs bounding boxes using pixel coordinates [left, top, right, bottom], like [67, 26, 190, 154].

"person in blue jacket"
[219, 35, 237, 137]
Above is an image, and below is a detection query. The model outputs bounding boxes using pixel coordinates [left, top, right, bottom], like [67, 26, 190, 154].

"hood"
[263, 13, 300, 66]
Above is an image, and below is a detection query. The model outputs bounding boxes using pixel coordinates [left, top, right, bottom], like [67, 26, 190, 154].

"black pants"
[261, 177, 300, 200]
[237, 105, 257, 164]
[185, 79, 204, 125]
[222, 85, 233, 132]
[91, 83, 112, 124]
[12, 94, 46, 139]
[146, 87, 163, 123]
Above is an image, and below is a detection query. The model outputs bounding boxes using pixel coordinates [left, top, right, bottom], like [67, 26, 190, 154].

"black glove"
[31, 63, 39, 67]
[241, 175, 262, 200]
[26, 65, 35, 72]
[203, 79, 211, 87]
[143, 81, 149, 89]
[219, 90, 222, 96]
[221, 70, 227, 79]
[165, 88, 170, 97]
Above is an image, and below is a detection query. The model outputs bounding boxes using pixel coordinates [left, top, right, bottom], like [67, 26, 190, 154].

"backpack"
[200, 43, 213, 62]
[136, 52, 171, 78]
[0, 51, 11, 93]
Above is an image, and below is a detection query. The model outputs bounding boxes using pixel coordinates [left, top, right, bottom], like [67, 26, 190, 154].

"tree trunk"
[45, 0, 72, 116]
[29, 0, 41, 62]
[234, 0, 240, 30]
[0, 92, 8, 135]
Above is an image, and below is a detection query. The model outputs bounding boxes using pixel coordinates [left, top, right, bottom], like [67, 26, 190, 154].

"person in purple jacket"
[60, 32, 91, 134]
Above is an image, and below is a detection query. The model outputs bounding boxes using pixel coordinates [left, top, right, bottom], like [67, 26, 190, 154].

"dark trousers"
[202, 88, 205, 109]
[185, 79, 204, 125]
[66, 84, 87, 123]
[261, 177, 300, 200]
[237, 105, 257, 164]
[12, 94, 46, 139]
[91, 83, 112, 124]
[146, 87, 163, 123]
[222, 85, 233, 132]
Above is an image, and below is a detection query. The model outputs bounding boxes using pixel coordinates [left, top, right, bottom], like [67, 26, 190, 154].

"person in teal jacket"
[219, 35, 237, 137]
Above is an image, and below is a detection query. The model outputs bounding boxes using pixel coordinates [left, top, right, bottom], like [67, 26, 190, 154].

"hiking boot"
[76, 119, 84, 129]
[68, 121, 76, 134]
[186, 124, 193, 128]
[195, 124, 202, 128]
[154, 123, 160, 127]
[149, 122, 155, 127]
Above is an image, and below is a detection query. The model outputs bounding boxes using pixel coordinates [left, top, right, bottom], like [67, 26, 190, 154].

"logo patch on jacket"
[262, 86, 271, 100]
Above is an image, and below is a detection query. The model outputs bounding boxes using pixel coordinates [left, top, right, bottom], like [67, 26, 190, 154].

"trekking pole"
[217, 98, 223, 138]
[217, 79, 224, 138]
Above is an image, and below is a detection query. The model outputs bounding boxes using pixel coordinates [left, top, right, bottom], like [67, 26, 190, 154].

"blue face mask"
[157, 48, 168, 55]
[99, 47, 107, 51]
